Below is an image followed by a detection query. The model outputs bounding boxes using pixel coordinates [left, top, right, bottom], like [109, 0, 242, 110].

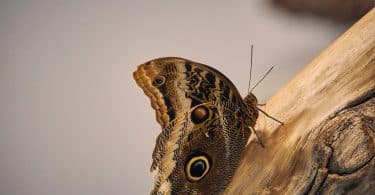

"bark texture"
[225, 8, 375, 195]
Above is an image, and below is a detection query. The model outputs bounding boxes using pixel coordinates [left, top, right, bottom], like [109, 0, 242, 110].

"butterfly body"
[133, 57, 259, 195]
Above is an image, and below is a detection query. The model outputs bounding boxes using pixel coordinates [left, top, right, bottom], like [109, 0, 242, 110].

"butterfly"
[133, 57, 271, 194]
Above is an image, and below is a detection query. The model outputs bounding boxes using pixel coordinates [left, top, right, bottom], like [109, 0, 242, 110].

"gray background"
[1, 1, 349, 195]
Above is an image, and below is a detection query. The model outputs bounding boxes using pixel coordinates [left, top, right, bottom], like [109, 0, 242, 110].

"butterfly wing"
[133, 57, 253, 194]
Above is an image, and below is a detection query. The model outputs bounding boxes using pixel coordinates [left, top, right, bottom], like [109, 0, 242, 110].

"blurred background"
[1, 1, 373, 195]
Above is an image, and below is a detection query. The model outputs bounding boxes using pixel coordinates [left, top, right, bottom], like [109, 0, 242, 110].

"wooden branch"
[225, 8, 375, 195]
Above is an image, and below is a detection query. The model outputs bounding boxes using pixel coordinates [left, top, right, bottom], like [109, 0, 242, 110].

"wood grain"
[225, 8, 375, 195]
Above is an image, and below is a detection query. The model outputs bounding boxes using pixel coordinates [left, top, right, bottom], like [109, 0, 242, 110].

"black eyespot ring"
[152, 75, 166, 86]
[191, 105, 210, 124]
[190, 77, 198, 85]
[185, 153, 211, 182]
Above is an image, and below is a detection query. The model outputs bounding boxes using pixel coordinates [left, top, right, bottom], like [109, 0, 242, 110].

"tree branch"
[225, 8, 375, 195]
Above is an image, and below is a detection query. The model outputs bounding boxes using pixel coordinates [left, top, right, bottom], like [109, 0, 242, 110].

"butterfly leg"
[249, 126, 265, 148]
[257, 107, 284, 125]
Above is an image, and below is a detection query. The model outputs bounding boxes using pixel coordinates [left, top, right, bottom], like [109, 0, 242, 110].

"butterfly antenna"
[247, 44, 254, 93]
[250, 66, 274, 92]
[257, 107, 284, 125]
[249, 125, 264, 147]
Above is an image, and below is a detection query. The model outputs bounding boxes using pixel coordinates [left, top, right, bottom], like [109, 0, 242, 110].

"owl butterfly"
[133, 57, 261, 195]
